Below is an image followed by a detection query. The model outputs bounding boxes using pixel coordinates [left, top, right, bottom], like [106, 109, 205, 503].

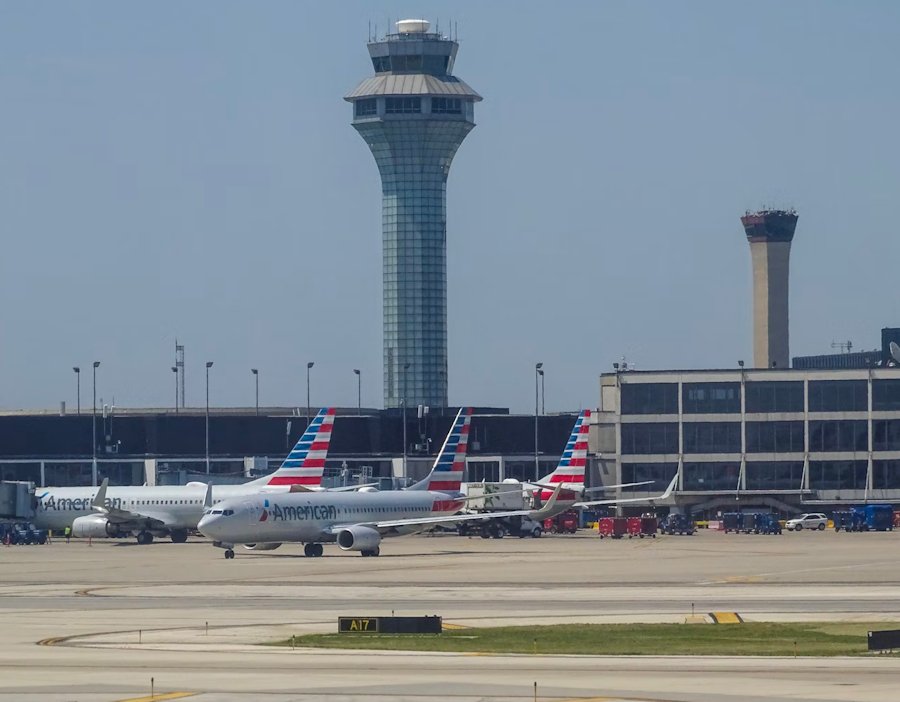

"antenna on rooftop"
[831, 340, 853, 354]
[891, 342, 900, 364]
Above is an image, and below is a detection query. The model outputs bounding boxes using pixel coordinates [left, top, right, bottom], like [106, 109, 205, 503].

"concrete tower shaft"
[346, 20, 481, 409]
[741, 210, 799, 369]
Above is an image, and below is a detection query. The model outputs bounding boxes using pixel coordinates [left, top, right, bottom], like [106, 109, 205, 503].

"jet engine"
[242, 543, 282, 551]
[336, 525, 381, 551]
[71, 514, 127, 538]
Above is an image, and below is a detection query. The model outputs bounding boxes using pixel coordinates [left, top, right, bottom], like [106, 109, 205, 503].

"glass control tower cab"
[346, 19, 482, 409]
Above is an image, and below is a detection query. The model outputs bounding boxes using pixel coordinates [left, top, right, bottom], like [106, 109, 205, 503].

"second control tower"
[741, 209, 799, 369]
[346, 19, 482, 409]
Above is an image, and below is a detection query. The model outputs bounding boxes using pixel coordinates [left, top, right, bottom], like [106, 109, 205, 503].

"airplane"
[198, 408, 676, 559]
[32, 407, 336, 544]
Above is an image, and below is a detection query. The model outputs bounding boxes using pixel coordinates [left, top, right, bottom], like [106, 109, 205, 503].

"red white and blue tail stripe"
[256, 408, 335, 487]
[408, 408, 473, 494]
[536, 409, 590, 501]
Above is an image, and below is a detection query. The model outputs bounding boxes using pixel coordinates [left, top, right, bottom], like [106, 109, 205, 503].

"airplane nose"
[197, 514, 218, 536]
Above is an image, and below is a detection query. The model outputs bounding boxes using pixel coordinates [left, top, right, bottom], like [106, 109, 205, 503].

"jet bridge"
[0, 481, 36, 519]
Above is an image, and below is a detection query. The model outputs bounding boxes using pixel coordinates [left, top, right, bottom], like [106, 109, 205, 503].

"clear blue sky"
[1, 1, 897, 412]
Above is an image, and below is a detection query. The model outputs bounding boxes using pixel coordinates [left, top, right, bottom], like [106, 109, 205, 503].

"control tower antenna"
[740, 209, 799, 369]
[346, 18, 482, 408]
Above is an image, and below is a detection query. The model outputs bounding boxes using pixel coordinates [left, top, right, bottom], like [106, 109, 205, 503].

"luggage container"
[543, 510, 578, 534]
[722, 512, 744, 534]
[833, 511, 855, 532]
[639, 516, 658, 538]
[661, 514, 694, 535]
[753, 513, 782, 535]
[626, 517, 642, 538]
[597, 517, 627, 539]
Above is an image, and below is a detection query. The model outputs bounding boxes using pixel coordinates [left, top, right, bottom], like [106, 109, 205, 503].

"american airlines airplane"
[199, 409, 676, 559]
[32, 408, 336, 544]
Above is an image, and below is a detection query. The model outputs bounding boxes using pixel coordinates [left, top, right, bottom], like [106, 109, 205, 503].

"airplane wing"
[574, 474, 677, 507]
[326, 484, 569, 532]
[519, 480, 654, 493]
[89, 478, 170, 529]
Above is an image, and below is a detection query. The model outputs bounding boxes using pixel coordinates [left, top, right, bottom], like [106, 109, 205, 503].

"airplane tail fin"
[407, 408, 473, 493]
[534, 409, 590, 502]
[247, 408, 335, 488]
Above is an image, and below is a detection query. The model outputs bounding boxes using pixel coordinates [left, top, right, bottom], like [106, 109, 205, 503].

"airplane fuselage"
[33, 484, 286, 532]
[198, 489, 464, 545]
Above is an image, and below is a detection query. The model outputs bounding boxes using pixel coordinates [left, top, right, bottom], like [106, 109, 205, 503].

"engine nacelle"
[337, 525, 382, 552]
[71, 514, 126, 538]
[242, 543, 282, 551]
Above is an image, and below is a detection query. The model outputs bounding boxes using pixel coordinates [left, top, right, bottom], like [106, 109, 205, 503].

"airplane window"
[223, 509, 234, 516]
[211, 509, 223, 515]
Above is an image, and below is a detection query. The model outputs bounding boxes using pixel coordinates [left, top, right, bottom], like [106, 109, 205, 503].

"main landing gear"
[170, 529, 188, 544]
[224, 549, 235, 559]
[360, 547, 380, 557]
[303, 543, 324, 558]
[136, 531, 154, 545]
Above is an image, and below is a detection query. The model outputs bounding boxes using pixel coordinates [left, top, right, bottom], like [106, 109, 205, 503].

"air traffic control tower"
[741, 209, 799, 369]
[346, 19, 481, 409]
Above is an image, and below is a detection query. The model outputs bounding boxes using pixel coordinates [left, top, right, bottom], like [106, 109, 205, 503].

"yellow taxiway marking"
[710, 611, 744, 624]
[114, 692, 196, 702]
[442, 622, 470, 630]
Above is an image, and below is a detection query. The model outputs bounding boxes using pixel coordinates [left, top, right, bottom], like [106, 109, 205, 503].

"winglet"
[660, 474, 678, 500]
[529, 483, 563, 519]
[91, 478, 109, 511]
[204, 482, 214, 509]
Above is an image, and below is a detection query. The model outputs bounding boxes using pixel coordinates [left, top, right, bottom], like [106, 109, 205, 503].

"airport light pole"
[91, 361, 100, 485]
[205, 361, 213, 474]
[171, 367, 178, 413]
[353, 369, 361, 415]
[534, 362, 543, 477]
[73, 367, 80, 415]
[540, 366, 546, 415]
[251, 368, 259, 416]
[306, 362, 314, 425]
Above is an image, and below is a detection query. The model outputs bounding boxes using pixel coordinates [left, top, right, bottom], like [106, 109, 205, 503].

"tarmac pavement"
[2, 530, 899, 701]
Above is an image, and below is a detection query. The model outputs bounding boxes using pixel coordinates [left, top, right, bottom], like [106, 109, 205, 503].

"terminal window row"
[621, 379, 900, 415]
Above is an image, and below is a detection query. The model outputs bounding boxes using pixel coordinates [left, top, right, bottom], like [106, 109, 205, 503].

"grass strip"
[272, 622, 900, 657]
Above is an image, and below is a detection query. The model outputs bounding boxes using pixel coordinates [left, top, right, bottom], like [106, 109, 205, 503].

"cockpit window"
[223, 509, 234, 516]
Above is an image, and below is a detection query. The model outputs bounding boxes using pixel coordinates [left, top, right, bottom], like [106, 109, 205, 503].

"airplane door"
[244, 501, 257, 527]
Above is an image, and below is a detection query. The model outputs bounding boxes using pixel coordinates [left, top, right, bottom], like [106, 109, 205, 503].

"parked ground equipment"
[832, 511, 857, 532]
[640, 516, 658, 538]
[457, 482, 543, 539]
[543, 510, 578, 534]
[661, 514, 694, 535]
[626, 517, 642, 538]
[722, 512, 746, 534]
[753, 513, 782, 535]
[598, 517, 628, 539]
[850, 505, 894, 532]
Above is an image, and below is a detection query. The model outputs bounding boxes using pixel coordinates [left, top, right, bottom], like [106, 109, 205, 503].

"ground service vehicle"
[849, 505, 894, 532]
[785, 513, 827, 531]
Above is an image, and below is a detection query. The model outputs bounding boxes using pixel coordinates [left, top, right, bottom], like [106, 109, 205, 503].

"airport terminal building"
[0, 408, 579, 492]
[594, 368, 900, 513]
